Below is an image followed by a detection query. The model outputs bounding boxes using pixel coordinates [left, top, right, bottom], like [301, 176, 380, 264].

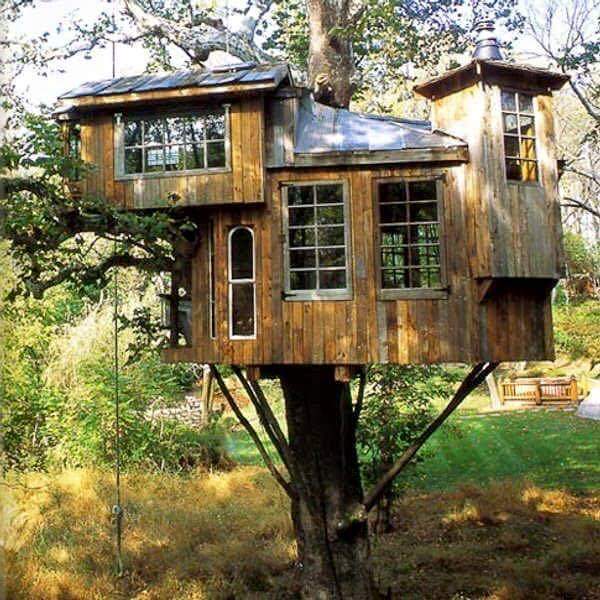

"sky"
[8, 0, 567, 110]
[11, 0, 149, 107]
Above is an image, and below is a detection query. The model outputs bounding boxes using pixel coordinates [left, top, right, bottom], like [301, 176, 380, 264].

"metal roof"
[294, 94, 466, 155]
[59, 62, 292, 99]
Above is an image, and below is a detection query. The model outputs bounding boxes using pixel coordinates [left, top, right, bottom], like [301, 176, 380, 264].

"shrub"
[0, 246, 229, 472]
[357, 364, 463, 530]
[554, 300, 600, 366]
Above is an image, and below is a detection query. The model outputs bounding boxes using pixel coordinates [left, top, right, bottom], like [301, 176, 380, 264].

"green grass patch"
[416, 411, 600, 492]
[228, 409, 600, 492]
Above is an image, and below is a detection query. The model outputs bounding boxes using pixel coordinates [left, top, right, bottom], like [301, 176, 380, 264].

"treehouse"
[54, 25, 568, 378]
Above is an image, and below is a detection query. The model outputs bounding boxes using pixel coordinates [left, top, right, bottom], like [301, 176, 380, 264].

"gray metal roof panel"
[58, 62, 292, 99]
[130, 69, 207, 92]
[294, 95, 466, 155]
[60, 78, 116, 99]
[96, 74, 156, 96]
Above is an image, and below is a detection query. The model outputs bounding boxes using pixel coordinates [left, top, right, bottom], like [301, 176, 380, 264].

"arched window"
[228, 226, 256, 338]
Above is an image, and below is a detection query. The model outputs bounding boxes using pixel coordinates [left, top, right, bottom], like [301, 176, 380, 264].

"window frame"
[500, 88, 540, 186]
[374, 175, 448, 301]
[114, 105, 231, 181]
[281, 179, 353, 301]
[227, 225, 257, 340]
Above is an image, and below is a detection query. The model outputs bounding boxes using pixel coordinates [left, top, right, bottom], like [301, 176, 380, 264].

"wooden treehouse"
[55, 25, 568, 380]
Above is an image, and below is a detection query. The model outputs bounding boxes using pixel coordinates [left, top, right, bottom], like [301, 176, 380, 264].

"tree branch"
[562, 196, 600, 219]
[121, 0, 275, 63]
[27, 252, 173, 299]
[231, 366, 296, 479]
[210, 366, 294, 498]
[363, 362, 498, 512]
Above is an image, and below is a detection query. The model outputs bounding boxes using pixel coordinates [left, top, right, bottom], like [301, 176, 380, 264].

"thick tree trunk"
[279, 366, 376, 599]
[306, 0, 355, 108]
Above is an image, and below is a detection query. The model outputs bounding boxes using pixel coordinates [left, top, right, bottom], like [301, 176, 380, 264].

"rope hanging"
[112, 238, 124, 577]
[111, 17, 124, 576]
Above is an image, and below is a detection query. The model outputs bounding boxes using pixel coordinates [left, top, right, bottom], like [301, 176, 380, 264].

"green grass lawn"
[414, 411, 599, 492]
[228, 409, 600, 493]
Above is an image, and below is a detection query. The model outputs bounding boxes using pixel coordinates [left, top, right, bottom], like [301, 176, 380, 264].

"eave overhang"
[415, 59, 570, 100]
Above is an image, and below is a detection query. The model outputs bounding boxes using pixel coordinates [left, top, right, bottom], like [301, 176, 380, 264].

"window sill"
[378, 288, 449, 301]
[115, 166, 231, 181]
[283, 291, 353, 302]
[506, 180, 541, 189]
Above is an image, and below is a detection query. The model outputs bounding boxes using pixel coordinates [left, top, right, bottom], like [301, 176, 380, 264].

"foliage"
[3, 467, 598, 599]
[564, 231, 600, 277]
[554, 300, 600, 366]
[266, 0, 523, 102]
[356, 365, 464, 518]
[0, 245, 228, 472]
[1, 112, 198, 301]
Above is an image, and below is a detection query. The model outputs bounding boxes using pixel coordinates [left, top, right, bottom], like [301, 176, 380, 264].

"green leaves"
[266, 0, 523, 100]
[357, 364, 465, 503]
[1, 112, 198, 301]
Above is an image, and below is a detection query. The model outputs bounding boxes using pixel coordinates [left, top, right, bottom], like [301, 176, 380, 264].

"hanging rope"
[111, 10, 124, 575]
[112, 238, 124, 577]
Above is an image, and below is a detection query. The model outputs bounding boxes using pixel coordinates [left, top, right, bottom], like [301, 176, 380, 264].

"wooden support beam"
[245, 365, 262, 381]
[334, 365, 358, 383]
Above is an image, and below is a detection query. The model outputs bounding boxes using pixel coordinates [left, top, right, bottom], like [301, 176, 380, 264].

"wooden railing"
[500, 377, 579, 405]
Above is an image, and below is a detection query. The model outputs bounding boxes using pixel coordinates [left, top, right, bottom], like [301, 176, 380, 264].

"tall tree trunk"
[279, 366, 376, 599]
[306, 0, 355, 108]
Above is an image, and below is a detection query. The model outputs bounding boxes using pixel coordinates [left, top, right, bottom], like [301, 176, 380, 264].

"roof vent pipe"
[472, 18, 503, 60]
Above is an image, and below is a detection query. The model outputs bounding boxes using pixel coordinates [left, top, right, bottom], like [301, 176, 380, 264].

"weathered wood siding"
[79, 96, 265, 208]
[430, 82, 564, 280]
[164, 164, 554, 366]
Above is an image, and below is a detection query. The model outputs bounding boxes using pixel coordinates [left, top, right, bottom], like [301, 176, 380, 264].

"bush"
[554, 300, 600, 366]
[357, 364, 463, 530]
[1, 248, 229, 472]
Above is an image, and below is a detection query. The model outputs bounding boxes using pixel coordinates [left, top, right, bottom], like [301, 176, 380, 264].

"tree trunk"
[306, 0, 355, 108]
[279, 366, 376, 599]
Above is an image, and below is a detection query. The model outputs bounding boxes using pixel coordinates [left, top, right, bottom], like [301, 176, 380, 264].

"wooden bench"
[500, 377, 579, 406]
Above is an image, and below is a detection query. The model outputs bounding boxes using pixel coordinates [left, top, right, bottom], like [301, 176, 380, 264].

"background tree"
[524, 0, 600, 225]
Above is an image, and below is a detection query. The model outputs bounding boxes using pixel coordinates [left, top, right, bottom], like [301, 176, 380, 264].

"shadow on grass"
[3, 468, 599, 600]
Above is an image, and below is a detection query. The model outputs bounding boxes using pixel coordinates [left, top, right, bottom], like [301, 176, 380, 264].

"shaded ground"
[3, 469, 599, 599]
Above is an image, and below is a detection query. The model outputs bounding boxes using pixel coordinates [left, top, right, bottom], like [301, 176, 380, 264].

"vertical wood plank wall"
[167, 163, 554, 366]
[431, 82, 564, 280]
[79, 96, 265, 209]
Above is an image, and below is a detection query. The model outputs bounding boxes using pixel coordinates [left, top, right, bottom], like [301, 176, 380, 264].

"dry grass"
[2, 468, 294, 599]
[2, 469, 599, 599]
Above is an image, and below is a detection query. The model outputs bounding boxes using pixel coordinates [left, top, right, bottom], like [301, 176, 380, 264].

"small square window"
[121, 109, 227, 176]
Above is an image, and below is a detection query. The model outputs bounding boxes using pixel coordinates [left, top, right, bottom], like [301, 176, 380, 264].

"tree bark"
[279, 366, 376, 599]
[306, 0, 355, 108]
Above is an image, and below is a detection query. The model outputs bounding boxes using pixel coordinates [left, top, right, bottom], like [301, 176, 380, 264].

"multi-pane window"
[501, 90, 538, 182]
[283, 182, 350, 298]
[122, 109, 227, 175]
[228, 227, 256, 338]
[377, 180, 442, 289]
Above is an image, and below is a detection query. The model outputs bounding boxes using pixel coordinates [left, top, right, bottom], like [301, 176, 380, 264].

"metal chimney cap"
[473, 18, 503, 61]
